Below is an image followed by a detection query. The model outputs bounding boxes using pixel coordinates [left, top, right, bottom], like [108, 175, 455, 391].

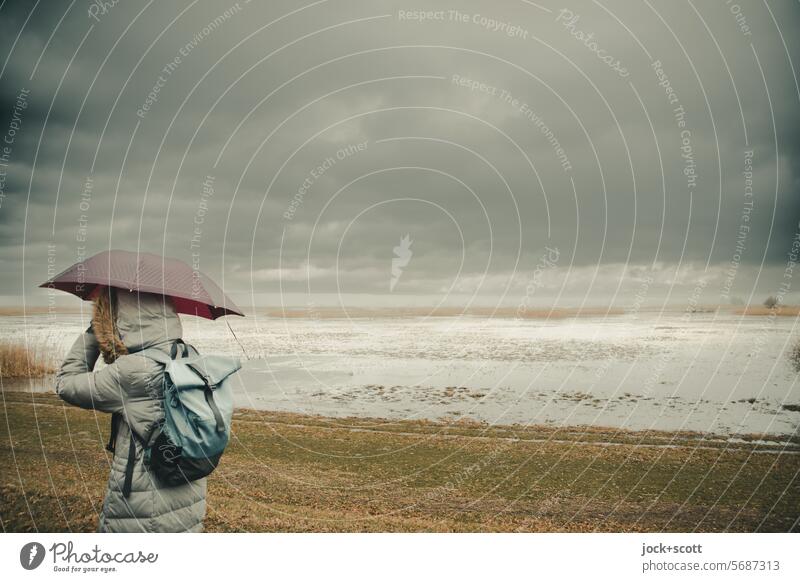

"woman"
[56, 287, 206, 532]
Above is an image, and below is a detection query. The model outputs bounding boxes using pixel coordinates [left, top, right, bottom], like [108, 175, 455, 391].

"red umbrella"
[40, 249, 244, 320]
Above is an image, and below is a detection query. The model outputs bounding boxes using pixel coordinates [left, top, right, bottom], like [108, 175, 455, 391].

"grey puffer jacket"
[56, 292, 206, 532]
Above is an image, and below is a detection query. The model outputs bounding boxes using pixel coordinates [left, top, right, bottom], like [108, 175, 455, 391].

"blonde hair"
[92, 287, 128, 364]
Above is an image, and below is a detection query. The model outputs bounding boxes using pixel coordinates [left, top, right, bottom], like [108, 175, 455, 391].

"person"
[56, 287, 207, 532]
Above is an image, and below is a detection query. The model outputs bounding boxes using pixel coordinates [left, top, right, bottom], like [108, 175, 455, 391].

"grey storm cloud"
[1, 0, 798, 308]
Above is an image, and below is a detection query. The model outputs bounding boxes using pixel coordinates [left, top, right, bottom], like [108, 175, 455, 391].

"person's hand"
[80, 326, 101, 368]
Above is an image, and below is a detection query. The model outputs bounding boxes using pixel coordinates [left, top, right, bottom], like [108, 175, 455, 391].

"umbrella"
[40, 249, 244, 320]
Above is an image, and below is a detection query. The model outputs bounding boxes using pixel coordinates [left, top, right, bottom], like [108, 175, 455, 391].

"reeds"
[0, 341, 58, 379]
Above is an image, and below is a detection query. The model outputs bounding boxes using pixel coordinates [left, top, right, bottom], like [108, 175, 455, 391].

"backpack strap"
[122, 428, 137, 498]
[170, 338, 189, 359]
[203, 386, 226, 433]
[107, 415, 144, 499]
[106, 412, 121, 453]
[137, 347, 172, 365]
[121, 425, 149, 498]
[138, 341, 198, 365]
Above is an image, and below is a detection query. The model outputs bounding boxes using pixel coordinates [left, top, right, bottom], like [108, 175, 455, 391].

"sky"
[1, 0, 798, 310]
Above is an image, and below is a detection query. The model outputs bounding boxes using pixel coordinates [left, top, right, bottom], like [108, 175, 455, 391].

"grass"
[0, 341, 58, 379]
[1, 391, 799, 533]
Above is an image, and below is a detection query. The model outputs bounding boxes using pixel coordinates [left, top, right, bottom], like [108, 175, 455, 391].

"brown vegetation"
[735, 305, 800, 316]
[0, 341, 58, 379]
[0, 307, 82, 316]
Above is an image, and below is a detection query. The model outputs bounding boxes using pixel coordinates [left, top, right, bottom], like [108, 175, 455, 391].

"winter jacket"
[56, 291, 206, 532]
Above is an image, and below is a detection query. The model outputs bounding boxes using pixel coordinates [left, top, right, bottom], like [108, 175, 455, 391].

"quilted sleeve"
[55, 330, 125, 414]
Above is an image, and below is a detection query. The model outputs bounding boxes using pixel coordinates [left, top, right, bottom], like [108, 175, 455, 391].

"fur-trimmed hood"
[94, 290, 182, 359]
[116, 290, 182, 352]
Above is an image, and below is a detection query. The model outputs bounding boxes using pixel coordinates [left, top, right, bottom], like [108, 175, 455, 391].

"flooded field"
[3, 310, 799, 437]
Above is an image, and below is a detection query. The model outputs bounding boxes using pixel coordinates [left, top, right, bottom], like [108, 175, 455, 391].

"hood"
[115, 290, 182, 353]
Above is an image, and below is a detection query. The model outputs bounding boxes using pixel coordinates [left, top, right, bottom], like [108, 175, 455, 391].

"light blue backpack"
[115, 339, 241, 496]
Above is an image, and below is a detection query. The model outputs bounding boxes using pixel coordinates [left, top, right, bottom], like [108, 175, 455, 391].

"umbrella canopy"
[40, 250, 244, 320]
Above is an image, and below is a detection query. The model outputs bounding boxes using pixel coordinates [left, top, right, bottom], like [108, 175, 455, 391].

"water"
[2, 311, 799, 436]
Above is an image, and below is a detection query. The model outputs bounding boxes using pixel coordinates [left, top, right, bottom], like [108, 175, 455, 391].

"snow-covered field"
[3, 311, 799, 436]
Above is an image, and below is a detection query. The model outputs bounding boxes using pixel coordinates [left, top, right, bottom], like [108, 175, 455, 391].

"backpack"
[107, 339, 241, 497]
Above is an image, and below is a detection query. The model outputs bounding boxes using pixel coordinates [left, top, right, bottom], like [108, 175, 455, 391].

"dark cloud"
[1, 0, 799, 307]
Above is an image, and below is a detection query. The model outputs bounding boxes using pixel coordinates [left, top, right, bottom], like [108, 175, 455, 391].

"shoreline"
[2, 304, 799, 318]
[4, 387, 800, 446]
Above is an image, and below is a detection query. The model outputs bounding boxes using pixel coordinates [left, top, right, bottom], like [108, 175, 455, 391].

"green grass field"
[2, 392, 798, 532]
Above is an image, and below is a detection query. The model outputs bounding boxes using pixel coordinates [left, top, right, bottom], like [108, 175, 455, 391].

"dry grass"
[0, 341, 58, 379]
[735, 305, 800, 316]
[0, 307, 82, 316]
[2, 392, 798, 533]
